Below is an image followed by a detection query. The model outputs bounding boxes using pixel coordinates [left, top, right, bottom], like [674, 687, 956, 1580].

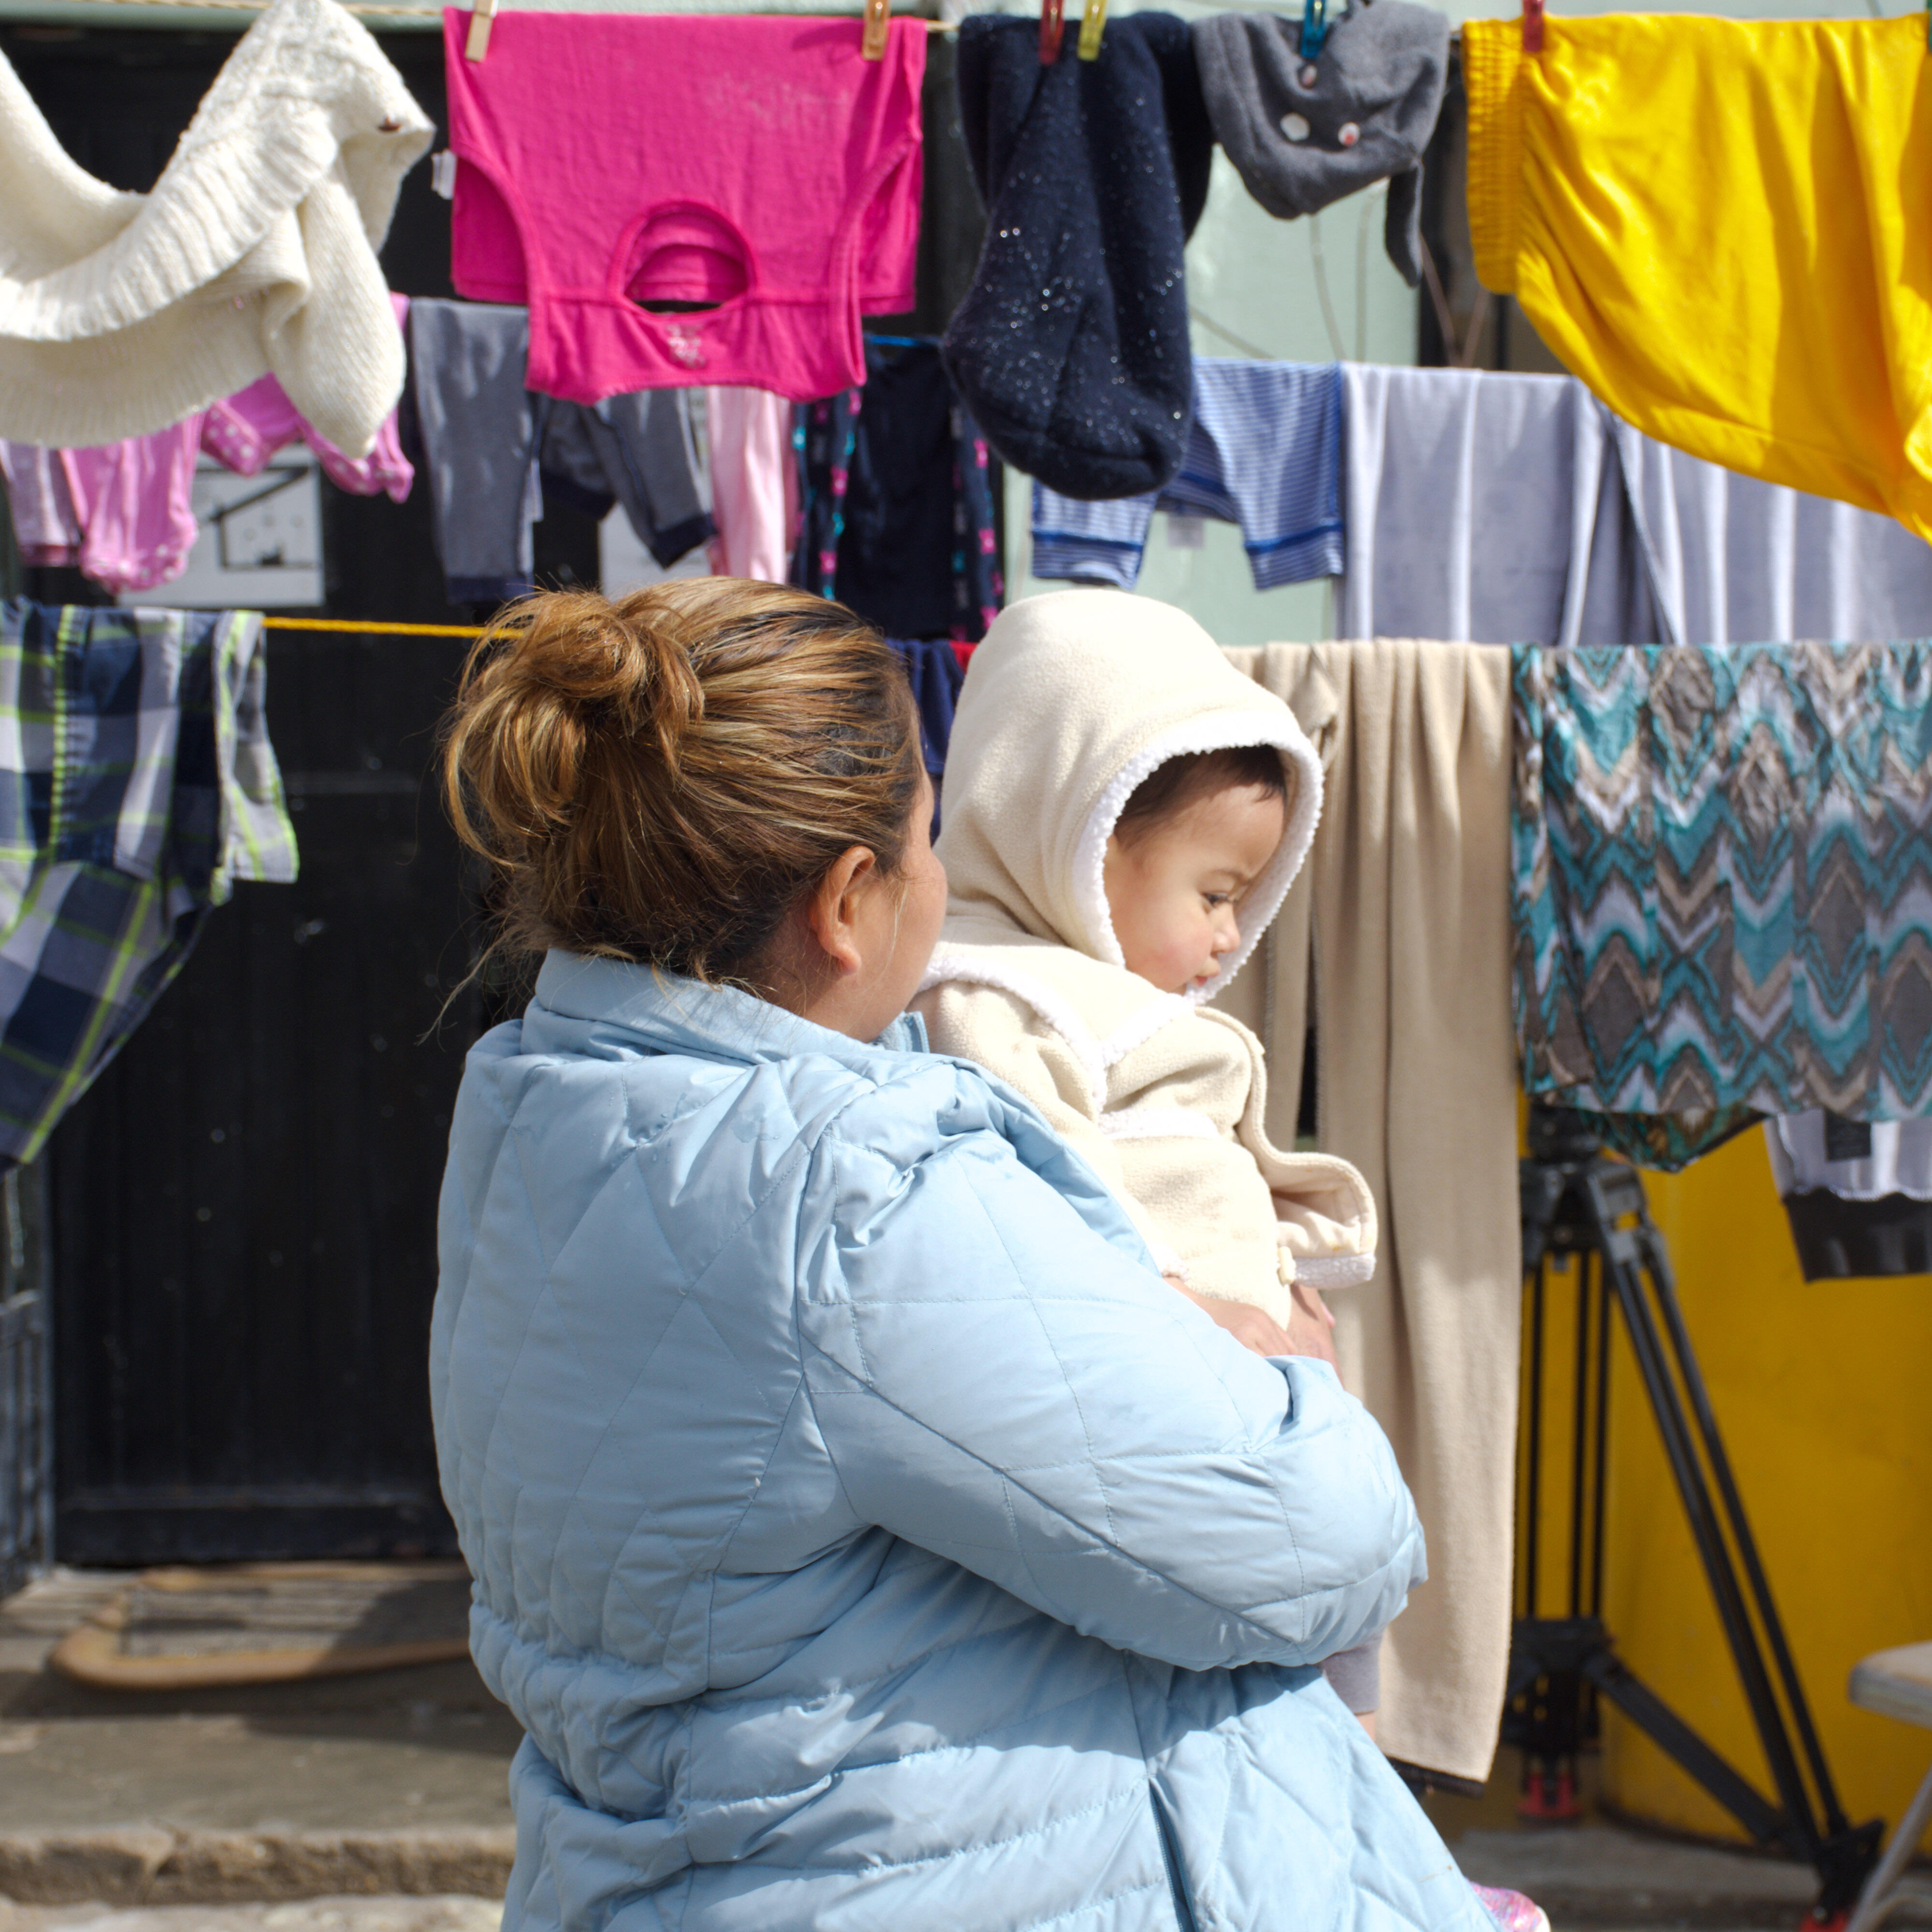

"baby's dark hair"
[1114, 744, 1288, 848]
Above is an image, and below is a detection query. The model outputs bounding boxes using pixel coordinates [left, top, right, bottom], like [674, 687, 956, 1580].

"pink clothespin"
[862, 0, 890, 60]
[465, 0, 497, 62]
[1521, 0, 1545, 54]
[1039, 0, 1065, 64]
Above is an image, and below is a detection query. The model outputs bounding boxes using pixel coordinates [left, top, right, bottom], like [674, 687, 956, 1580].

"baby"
[913, 588, 1389, 1730]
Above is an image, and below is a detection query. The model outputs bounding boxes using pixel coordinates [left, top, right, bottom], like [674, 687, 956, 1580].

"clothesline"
[26, 0, 1407, 31]
[37, 0, 1437, 24]
[263, 615, 481, 635]
[50, 0, 962, 24]
[45, 0, 434, 13]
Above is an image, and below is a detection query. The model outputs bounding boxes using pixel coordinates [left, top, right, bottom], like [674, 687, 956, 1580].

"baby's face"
[1102, 783, 1286, 995]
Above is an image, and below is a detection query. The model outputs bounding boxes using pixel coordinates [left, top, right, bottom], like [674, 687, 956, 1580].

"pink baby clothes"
[20, 289, 409, 595]
[443, 12, 925, 403]
[61, 420, 203, 595]
[4, 425, 199, 592]
[200, 294, 413, 500]
[0, 442, 81, 566]
[706, 388, 800, 585]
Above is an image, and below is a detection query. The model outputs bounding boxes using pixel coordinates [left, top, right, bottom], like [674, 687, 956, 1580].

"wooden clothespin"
[862, 0, 890, 60]
[1039, 0, 1064, 64]
[1521, 0, 1545, 54]
[465, 0, 497, 63]
[1077, 0, 1106, 61]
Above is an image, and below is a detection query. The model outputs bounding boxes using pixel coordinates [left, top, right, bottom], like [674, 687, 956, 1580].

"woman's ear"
[804, 845, 880, 978]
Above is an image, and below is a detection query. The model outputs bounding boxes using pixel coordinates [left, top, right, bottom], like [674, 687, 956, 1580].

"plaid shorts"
[0, 601, 298, 1167]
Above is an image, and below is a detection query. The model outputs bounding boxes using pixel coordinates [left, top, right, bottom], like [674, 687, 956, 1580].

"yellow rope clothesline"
[263, 615, 483, 636]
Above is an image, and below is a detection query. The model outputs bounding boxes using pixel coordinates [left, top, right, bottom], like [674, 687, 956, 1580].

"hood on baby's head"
[934, 589, 1323, 1003]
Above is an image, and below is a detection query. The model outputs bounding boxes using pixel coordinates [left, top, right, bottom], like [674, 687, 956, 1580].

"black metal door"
[0, 1169, 52, 1596]
[46, 627, 484, 1563]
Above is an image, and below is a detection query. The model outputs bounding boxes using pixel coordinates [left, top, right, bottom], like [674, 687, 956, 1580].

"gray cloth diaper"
[1191, 1, 1450, 287]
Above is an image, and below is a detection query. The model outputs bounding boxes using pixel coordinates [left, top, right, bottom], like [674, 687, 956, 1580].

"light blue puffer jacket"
[433, 953, 1488, 1932]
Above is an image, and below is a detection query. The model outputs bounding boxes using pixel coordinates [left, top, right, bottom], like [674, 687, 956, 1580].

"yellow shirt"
[1465, 12, 1932, 543]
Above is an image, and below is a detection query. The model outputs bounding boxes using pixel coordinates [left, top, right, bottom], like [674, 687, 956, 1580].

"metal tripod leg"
[1581, 1642, 1783, 1842]
[1574, 1160, 1878, 1915]
[1512, 1123, 1880, 1921]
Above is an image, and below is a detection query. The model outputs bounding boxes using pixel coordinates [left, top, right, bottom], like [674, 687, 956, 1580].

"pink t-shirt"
[444, 12, 925, 402]
[706, 387, 800, 583]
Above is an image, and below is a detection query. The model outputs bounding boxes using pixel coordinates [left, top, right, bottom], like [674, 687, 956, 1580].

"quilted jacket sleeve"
[797, 1080, 1425, 1676]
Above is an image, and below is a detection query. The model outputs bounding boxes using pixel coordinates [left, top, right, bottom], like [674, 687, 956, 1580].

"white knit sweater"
[0, 0, 431, 455]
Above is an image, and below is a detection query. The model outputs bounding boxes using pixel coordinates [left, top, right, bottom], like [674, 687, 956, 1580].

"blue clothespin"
[1300, 0, 1329, 62]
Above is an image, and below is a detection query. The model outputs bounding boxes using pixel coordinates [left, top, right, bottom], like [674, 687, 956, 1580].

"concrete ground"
[4, 1568, 1928, 1925]
[0, 1898, 503, 1932]
[1421, 1736, 1932, 1929]
[1423, 1764, 1836, 1929]
[0, 1572, 518, 1904]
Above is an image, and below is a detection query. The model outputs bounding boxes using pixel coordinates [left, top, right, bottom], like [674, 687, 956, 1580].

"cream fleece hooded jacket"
[0, 0, 431, 455]
[913, 590, 1376, 1321]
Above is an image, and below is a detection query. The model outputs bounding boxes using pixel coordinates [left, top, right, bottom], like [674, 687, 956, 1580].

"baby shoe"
[1469, 1882, 1552, 1932]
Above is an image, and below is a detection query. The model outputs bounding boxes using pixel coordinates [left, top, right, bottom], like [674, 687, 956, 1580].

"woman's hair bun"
[479, 590, 704, 794]
[441, 578, 920, 983]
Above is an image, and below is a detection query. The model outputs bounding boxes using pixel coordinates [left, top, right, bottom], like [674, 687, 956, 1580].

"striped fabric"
[1032, 359, 1343, 591]
[0, 602, 298, 1166]
[1031, 484, 1158, 589]
[1513, 642, 1932, 1166]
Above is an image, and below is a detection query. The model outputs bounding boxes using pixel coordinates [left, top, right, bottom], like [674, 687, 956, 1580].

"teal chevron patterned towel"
[1513, 643, 1932, 1168]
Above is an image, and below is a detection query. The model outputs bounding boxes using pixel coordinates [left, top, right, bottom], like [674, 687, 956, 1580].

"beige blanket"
[1218, 640, 1520, 1787]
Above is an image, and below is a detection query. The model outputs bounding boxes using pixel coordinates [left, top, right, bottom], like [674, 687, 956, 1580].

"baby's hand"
[1166, 1278, 1296, 1358]
[1284, 1280, 1338, 1368]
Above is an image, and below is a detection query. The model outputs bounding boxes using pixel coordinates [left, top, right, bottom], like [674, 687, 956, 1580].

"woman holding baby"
[431, 579, 1534, 1932]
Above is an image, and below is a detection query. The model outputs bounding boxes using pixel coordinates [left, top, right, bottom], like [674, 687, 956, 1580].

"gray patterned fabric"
[1191, 3, 1451, 286]
[408, 298, 710, 606]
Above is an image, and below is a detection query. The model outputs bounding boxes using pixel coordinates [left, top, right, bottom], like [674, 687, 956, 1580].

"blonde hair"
[440, 580, 922, 983]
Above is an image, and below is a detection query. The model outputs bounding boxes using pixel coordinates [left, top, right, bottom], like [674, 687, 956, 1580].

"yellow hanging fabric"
[1464, 13, 1932, 542]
